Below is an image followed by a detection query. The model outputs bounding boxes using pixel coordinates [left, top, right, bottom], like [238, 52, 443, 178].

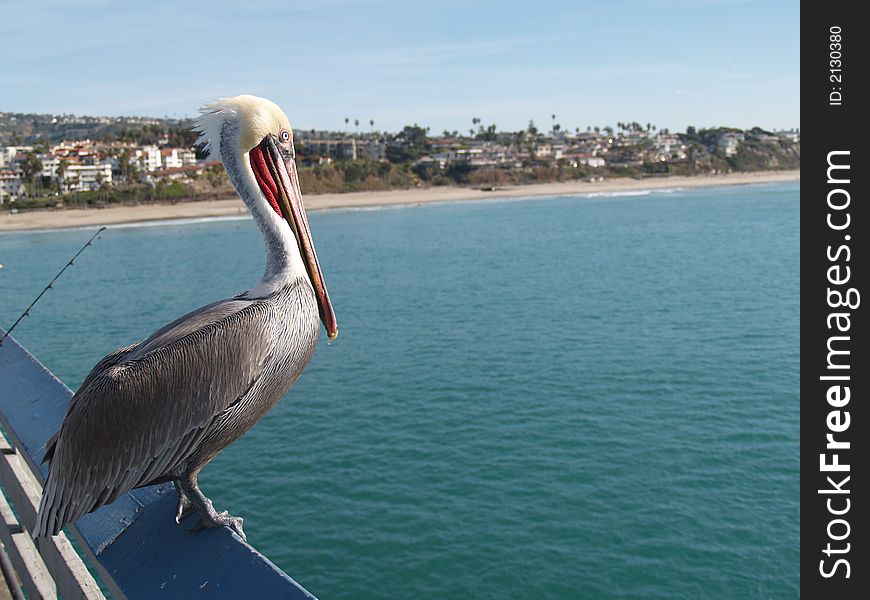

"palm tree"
[344, 117, 349, 133]
[18, 152, 43, 197]
[57, 158, 69, 192]
[551, 113, 556, 134]
[369, 119, 374, 134]
[354, 119, 360, 135]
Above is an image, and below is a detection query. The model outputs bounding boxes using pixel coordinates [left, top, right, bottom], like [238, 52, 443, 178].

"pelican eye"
[279, 129, 291, 143]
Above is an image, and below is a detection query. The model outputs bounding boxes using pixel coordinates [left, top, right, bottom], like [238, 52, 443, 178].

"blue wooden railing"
[0, 329, 317, 599]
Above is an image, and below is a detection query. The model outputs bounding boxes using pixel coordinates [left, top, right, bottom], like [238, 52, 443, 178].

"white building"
[0, 170, 26, 204]
[0, 146, 34, 169]
[654, 134, 687, 160]
[63, 163, 113, 192]
[179, 148, 198, 166]
[717, 132, 744, 157]
[161, 148, 184, 169]
[40, 155, 62, 179]
[776, 129, 800, 143]
[564, 153, 605, 168]
[134, 146, 162, 171]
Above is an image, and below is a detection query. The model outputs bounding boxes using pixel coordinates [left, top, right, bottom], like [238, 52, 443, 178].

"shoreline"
[0, 170, 799, 232]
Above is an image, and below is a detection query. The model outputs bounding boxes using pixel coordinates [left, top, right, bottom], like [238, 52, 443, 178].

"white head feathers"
[194, 95, 292, 160]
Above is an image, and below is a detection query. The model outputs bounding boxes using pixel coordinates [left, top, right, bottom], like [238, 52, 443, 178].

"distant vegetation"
[0, 112, 199, 148]
[2, 111, 799, 211]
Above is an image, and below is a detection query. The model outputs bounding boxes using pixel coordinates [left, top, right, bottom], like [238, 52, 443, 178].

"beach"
[0, 169, 798, 232]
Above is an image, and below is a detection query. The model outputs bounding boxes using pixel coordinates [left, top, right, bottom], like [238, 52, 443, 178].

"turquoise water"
[0, 182, 799, 599]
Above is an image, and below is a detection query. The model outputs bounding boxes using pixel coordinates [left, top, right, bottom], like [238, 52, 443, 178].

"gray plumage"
[34, 280, 319, 538]
[33, 95, 337, 541]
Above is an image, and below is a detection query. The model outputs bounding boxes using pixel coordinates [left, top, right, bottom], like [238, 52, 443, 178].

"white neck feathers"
[219, 121, 307, 298]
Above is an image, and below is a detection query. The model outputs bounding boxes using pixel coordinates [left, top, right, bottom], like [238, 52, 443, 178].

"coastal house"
[161, 148, 184, 169]
[0, 146, 34, 169]
[62, 162, 113, 192]
[159, 148, 198, 169]
[717, 132, 744, 156]
[297, 138, 360, 161]
[776, 129, 800, 143]
[143, 160, 224, 185]
[134, 146, 163, 172]
[39, 154, 62, 179]
[535, 142, 554, 158]
[563, 153, 605, 168]
[618, 132, 650, 146]
[654, 133, 687, 160]
[51, 139, 97, 160]
[0, 170, 26, 204]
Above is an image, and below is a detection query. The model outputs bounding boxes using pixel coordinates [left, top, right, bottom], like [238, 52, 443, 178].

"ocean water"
[0, 182, 799, 599]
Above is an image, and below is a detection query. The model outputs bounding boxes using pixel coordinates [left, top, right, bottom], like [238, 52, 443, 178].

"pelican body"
[33, 95, 337, 540]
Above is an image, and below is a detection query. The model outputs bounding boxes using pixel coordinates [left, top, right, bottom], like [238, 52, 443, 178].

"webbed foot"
[191, 510, 246, 541]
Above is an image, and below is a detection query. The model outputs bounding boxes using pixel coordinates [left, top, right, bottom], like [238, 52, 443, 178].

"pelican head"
[195, 95, 337, 340]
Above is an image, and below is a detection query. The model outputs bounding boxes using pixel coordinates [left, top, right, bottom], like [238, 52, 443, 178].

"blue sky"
[1, 0, 799, 133]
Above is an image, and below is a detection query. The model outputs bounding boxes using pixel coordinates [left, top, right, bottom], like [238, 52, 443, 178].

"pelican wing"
[35, 298, 274, 537]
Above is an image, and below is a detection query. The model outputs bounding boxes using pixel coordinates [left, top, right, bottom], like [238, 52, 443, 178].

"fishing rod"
[1, 227, 107, 346]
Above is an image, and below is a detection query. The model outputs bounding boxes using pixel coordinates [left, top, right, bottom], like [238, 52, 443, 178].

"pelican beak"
[252, 135, 338, 340]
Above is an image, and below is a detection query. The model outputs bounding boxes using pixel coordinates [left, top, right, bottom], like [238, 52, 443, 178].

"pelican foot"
[175, 494, 196, 523]
[173, 480, 196, 523]
[191, 510, 246, 541]
[178, 476, 247, 541]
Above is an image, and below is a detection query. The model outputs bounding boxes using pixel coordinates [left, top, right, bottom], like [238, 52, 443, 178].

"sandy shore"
[0, 170, 799, 232]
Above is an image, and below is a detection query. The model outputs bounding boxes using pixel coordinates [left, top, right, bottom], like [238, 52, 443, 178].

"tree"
[354, 119, 360, 135]
[57, 158, 69, 192]
[18, 152, 43, 197]
[344, 117, 349, 133]
[369, 119, 375, 133]
[118, 148, 139, 185]
[477, 124, 497, 142]
[385, 124, 430, 163]
[514, 130, 526, 154]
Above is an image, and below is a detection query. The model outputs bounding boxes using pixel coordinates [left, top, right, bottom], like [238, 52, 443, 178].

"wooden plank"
[0, 541, 21, 600]
[0, 490, 56, 599]
[0, 439, 102, 600]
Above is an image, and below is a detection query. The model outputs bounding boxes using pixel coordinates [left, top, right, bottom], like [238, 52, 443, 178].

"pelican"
[33, 95, 337, 541]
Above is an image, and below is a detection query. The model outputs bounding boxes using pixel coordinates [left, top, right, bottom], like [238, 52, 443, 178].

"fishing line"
[1, 227, 107, 346]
